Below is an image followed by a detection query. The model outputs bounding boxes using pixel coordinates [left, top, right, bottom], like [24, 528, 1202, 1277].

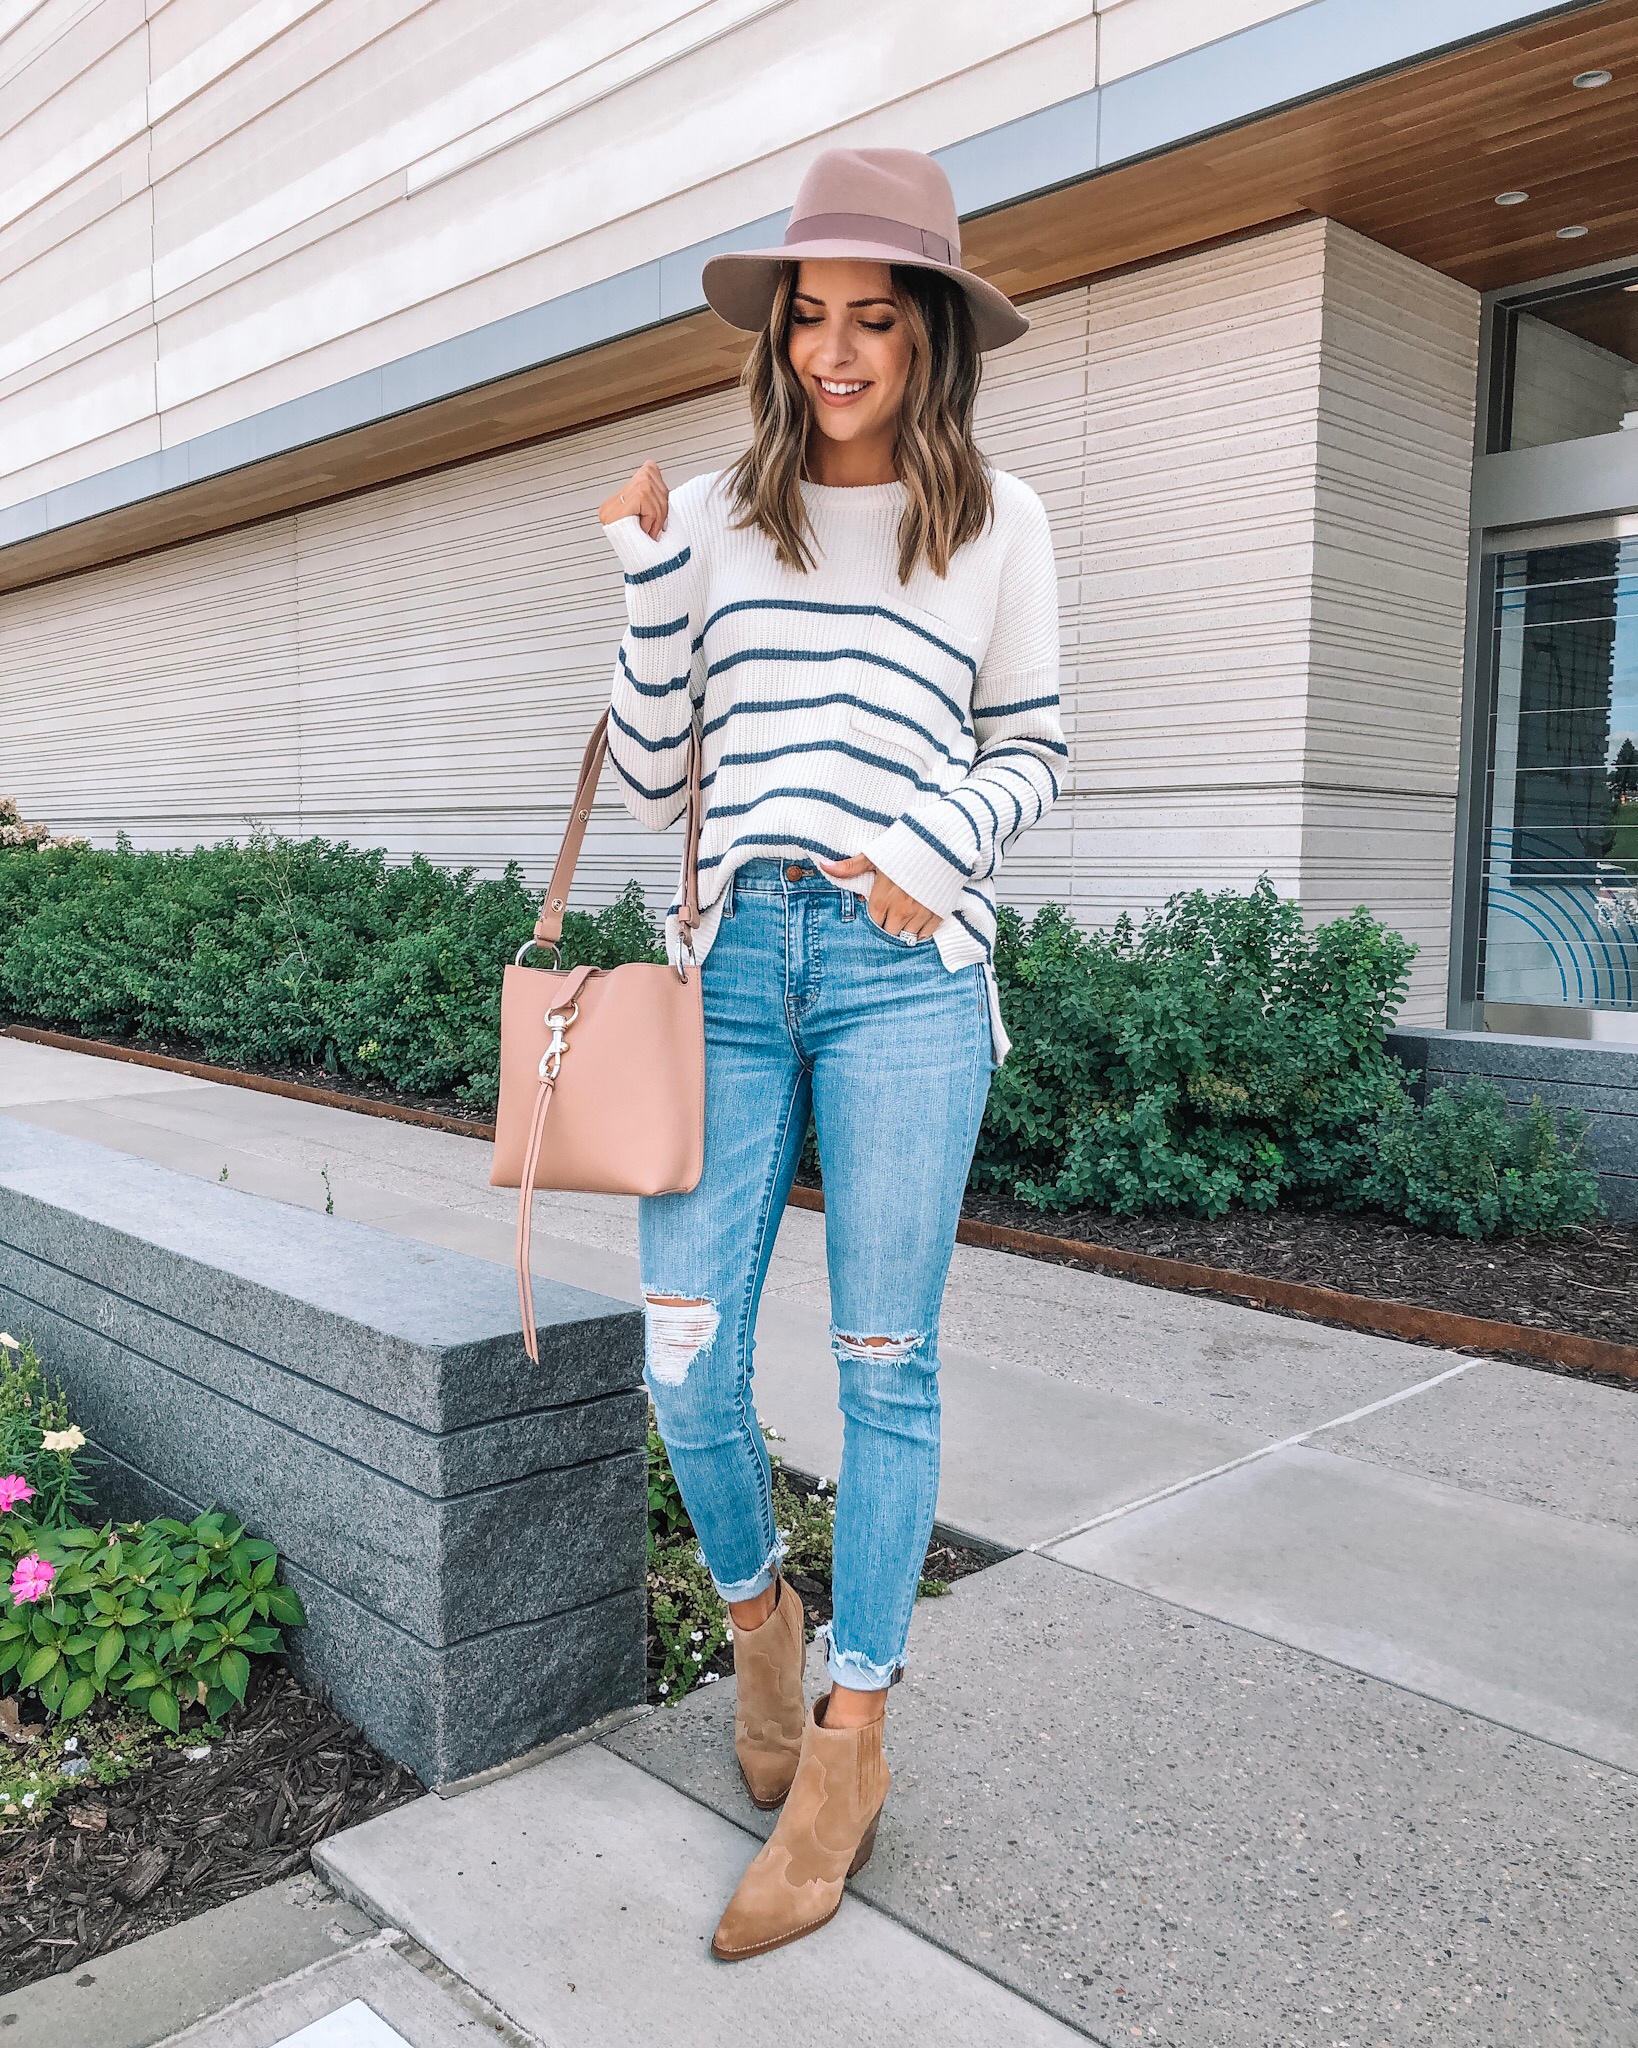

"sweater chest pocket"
[846, 594, 979, 785]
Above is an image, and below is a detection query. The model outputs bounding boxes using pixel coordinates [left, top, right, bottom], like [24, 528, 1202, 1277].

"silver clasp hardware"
[539, 1000, 580, 1081]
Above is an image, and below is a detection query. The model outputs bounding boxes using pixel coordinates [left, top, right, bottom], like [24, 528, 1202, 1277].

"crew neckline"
[798, 476, 906, 504]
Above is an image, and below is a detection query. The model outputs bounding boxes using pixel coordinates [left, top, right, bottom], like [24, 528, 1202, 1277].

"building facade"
[2, 1, 1636, 1189]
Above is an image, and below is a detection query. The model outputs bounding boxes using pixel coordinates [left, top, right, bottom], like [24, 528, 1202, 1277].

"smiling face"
[784, 258, 914, 475]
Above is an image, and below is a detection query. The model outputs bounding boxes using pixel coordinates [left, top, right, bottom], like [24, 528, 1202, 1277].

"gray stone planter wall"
[1387, 1029, 1638, 1220]
[0, 1118, 647, 1787]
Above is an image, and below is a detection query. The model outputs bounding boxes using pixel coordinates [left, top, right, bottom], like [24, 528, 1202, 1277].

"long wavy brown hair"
[719, 261, 994, 586]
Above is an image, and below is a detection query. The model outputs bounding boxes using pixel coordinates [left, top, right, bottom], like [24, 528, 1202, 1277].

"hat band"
[783, 210, 956, 267]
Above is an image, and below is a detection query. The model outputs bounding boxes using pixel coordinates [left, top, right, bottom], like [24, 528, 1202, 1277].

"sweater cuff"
[602, 511, 685, 578]
[857, 813, 973, 919]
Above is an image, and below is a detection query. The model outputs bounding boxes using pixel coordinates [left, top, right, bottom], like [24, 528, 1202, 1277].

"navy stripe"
[976, 690, 1060, 721]
[898, 813, 972, 878]
[938, 791, 987, 857]
[984, 750, 1062, 801]
[961, 787, 1005, 877]
[608, 751, 688, 805]
[630, 614, 690, 640]
[705, 786, 899, 829]
[703, 736, 947, 797]
[703, 596, 977, 679]
[953, 909, 994, 959]
[610, 703, 691, 754]
[618, 648, 690, 699]
[701, 692, 968, 771]
[706, 645, 970, 735]
[624, 543, 691, 585]
[698, 831, 849, 872]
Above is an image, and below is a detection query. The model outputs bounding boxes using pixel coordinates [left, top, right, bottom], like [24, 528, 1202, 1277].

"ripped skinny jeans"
[639, 856, 995, 1692]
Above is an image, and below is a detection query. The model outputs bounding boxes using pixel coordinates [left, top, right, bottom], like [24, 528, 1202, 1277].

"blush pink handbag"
[490, 708, 705, 1361]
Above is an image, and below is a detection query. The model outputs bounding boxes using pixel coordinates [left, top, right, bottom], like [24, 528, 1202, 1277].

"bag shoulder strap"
[534, 709, 702, 949]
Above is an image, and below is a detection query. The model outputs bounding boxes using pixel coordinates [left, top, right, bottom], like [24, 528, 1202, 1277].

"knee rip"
[832, 1328, 923, 1366]
[643, 1293, 720, 1385]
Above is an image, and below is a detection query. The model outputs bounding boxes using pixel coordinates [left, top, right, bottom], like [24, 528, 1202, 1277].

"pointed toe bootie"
[711, 1690, 891, 1961]
[731, 1573, 807, 1809]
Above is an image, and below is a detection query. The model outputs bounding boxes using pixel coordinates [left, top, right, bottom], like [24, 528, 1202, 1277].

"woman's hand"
[598, 460, 670, 539]
[816, 854, 941, 939]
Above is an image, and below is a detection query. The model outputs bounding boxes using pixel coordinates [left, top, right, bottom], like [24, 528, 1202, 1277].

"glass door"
[1478, 530, 1638, 1036]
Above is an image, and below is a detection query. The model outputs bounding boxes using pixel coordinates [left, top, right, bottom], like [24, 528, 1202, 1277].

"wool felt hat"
[701, 146, 1028, 351]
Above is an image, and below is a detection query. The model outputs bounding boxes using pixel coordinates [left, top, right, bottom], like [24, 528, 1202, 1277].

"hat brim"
[701, 239, 1029, 351]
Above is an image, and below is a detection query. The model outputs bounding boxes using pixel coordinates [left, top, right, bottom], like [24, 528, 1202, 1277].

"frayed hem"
[711, 1527, 788, 1606]
[813, 1620, 904, 1691]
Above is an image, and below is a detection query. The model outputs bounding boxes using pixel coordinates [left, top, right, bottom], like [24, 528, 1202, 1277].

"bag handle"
[533, 709, 703, 953]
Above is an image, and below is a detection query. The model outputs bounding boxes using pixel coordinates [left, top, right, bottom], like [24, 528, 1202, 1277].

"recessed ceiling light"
[1557, 225, 1590, 239]
[1572, 69, 1613, 88]
[1495, 190, 1530, 205]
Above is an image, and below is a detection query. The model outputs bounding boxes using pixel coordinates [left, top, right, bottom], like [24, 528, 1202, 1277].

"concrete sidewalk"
[3, 1034, 1636, 2046]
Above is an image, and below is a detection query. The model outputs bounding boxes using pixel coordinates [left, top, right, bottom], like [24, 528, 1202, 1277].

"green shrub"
[0, 831, 663, 1112]
[978, 877, 1417, 1219]
[1361, 1079, 1602, 1239]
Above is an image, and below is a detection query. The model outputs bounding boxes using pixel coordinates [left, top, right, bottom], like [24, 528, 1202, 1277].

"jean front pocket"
[854, 896, 936, 951]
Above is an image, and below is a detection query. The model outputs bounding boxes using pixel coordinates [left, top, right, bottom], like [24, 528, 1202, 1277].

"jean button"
[784, 863, 809, 881]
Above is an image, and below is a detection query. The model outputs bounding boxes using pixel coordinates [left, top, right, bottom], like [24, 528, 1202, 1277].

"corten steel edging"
[9, 1023, 1635, 1381]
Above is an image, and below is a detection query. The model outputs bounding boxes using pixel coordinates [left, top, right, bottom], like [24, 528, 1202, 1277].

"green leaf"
[0, 1639, 25, 1677]
[147, 1686, 180, 1733]
[18, 1643, 59, 1688]
[60, 1675, 95, 1720]
[218, 1647, 250, 1703]
[251, 1555, 277, 1589]
[94, 1625, 125, 1677]
[264, 1585, 306, 1628]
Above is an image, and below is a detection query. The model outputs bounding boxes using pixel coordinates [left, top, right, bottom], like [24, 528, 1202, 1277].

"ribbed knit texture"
[600, 466, 1065, 1063]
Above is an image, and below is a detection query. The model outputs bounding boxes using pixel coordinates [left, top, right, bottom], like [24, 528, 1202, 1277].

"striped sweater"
[600, 465, 1065, 1063]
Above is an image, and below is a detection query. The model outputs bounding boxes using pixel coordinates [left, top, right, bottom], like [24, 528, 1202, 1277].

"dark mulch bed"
[955, 1191, 1637, 1359]
[644, 1465, 997, 1705]
[0, 1665, 422, 1996]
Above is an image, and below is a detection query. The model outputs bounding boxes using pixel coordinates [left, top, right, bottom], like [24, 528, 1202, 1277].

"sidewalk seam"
[1030, 1355, 1485, 1550]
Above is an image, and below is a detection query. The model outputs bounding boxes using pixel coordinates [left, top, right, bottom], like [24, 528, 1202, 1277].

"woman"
[595, 145, 1064, 1961]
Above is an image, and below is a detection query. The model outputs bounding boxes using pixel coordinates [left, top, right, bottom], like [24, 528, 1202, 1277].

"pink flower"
[0, 1476, 34, 1515]
[9, 1553, 54, 1605]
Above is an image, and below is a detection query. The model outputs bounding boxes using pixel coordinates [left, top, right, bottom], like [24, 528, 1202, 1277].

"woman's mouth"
[815, 376, 870, 408]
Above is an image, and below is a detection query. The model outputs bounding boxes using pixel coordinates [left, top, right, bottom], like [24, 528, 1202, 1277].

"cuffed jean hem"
[707, 1529, 788, 1605]
[813, 1621, 905, 1692]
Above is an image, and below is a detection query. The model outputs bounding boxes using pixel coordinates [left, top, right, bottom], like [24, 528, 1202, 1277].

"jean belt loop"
[723, 870, 736, 918]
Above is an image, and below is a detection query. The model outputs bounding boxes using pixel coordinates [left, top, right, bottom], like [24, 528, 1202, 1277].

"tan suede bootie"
[730, 1573, 807, 1809]
[711, 1690, 891, 1961]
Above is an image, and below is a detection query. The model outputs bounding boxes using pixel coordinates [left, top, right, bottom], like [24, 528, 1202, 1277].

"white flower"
[21, 1793, 34, 1808]
[41, 1426, 85, 1454]
[0, 1334, 17, 1350]
[692, 1650, 703, 1661]
[688, 1630, 702, 1642]
[658, 1683, 669, 1695]
[62, 1738, 78, 1754]
[817, 1476, 832, 1492]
